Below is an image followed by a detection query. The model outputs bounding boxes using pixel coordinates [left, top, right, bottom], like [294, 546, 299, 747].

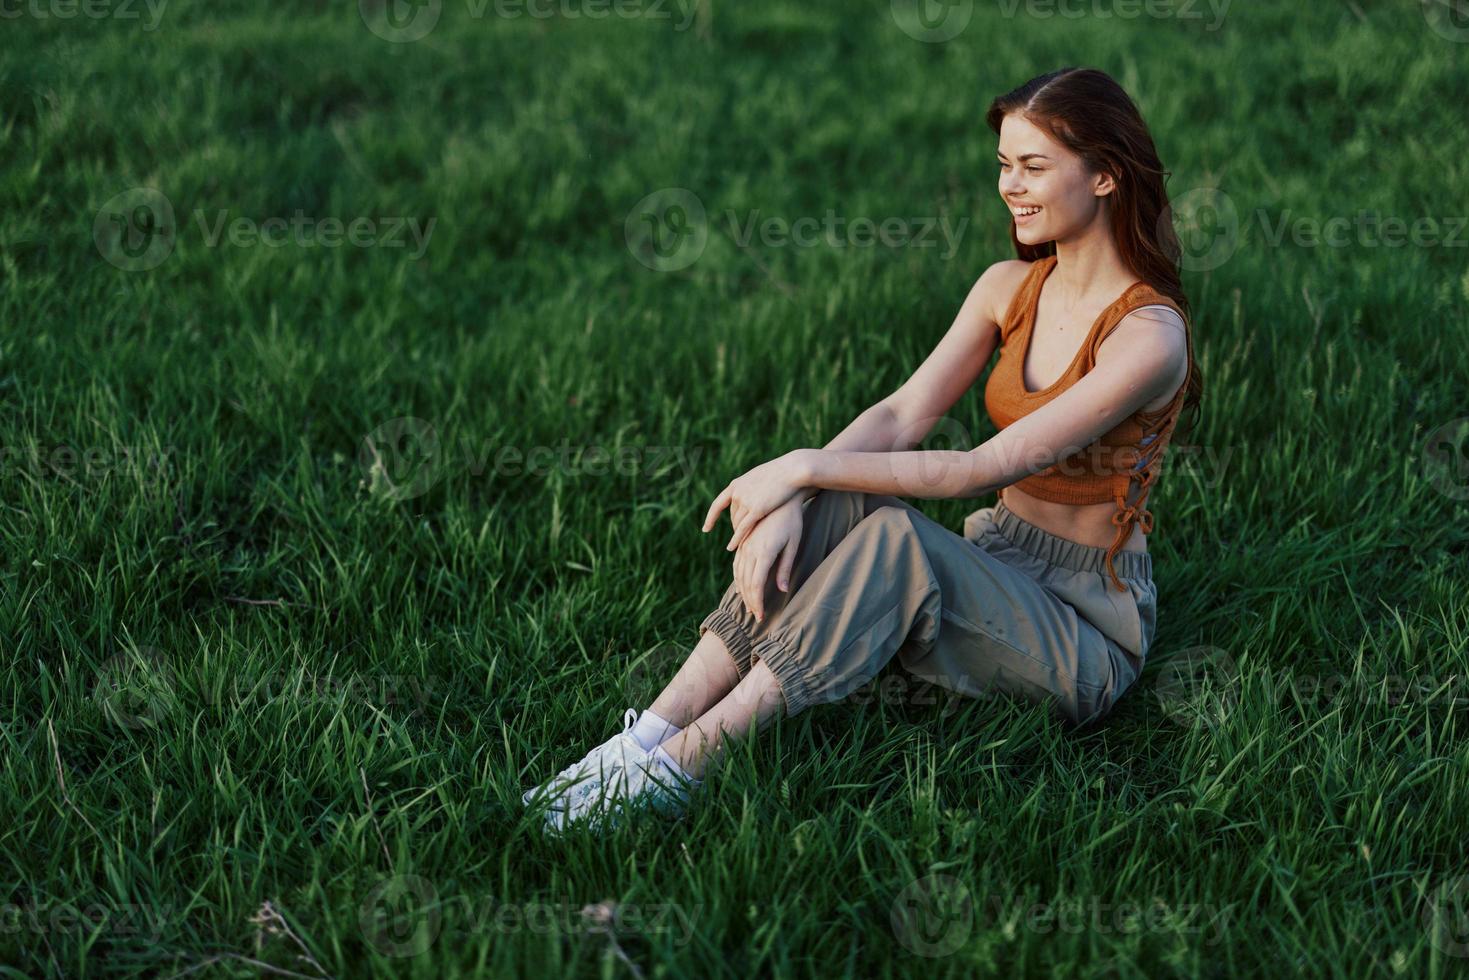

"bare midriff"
[996, 382, 1176, 555]
[998, 486, 1148, 553]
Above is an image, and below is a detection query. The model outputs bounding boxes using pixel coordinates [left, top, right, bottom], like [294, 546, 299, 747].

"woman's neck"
[1048, 211, 1136, 308]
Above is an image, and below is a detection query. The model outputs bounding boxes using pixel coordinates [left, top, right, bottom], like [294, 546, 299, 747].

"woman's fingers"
[749, 548, 776, 621]
[744, 554, 760, 622]
[728, 512, 753, 552]
[731, 502, 752, 549]
[734, 540, 768, 624]
[776, 538, 798, 592]
[728, 507, 766, 552]
[735, 547, 751, 620]
[702, 486, 731, 532]
[726, 513, 745, 551]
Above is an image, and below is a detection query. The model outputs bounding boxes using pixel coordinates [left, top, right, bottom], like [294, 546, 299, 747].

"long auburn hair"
[986, 66, 1202, 441]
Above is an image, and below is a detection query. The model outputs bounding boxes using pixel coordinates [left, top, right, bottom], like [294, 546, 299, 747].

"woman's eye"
[1026, 166, 1042, 173]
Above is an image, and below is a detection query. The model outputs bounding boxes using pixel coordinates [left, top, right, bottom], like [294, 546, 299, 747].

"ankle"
[630, 708, 682, 751]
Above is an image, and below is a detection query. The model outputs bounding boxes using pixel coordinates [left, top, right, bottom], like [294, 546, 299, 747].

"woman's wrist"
[790, 447, 824, 491]
[777, 449, 821, 509]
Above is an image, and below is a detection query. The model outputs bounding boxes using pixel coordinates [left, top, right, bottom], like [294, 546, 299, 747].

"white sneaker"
[552, 748, 702, 834]
[522, 708, 647, 820]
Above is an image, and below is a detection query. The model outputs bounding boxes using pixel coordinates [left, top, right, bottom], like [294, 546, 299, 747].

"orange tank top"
[983, 255, 1195, 592]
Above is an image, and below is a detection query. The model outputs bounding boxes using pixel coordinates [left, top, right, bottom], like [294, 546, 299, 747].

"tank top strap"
[1087, 286, 1186, 362]
[998, 255, 1057, 344]
[1083, 286, 1177, 356]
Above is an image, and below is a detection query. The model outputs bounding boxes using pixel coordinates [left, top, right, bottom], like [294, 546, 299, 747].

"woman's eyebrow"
[996, 151, 1054, 162]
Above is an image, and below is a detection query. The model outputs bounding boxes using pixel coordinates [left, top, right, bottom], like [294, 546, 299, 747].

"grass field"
[4, 0, 1469, 975]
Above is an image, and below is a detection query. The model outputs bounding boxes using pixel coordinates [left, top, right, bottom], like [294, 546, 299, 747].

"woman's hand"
[730, 497, 805, 624]
[702, 449, 813, 551]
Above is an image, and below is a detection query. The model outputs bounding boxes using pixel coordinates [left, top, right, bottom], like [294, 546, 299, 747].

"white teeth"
[1013, 206, 1041, 216]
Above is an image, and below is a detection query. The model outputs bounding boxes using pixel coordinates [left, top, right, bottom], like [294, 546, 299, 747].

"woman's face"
[996, 113, 1114, 246]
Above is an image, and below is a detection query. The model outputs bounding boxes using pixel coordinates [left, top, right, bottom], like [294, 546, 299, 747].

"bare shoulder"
[1097, 304, 1190, 403]
[972, 258, 1034, 326]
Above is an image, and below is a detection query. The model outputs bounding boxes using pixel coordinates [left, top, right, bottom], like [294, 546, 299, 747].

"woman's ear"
[1093, 169, 1118, 198]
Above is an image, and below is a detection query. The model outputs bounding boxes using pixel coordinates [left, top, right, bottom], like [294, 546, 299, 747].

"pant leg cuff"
[749, 630, 816, 717]
[698, 605, 754, 680]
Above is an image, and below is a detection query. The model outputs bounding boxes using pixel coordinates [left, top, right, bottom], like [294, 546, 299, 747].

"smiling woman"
[982, 68, 1201, 574]
[522, 66, 1205, 836]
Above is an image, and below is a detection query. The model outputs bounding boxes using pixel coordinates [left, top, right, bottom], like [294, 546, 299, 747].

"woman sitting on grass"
[523, 66, 1202, 833]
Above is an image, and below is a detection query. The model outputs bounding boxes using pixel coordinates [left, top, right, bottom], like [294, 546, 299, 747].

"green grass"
[3, 0, 1469, 975]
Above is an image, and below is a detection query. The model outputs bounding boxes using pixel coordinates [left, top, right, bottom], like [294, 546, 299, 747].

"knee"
[807, 488, 866, 513]
[859, 505, 914, 530]
[848, 504, 919, 544]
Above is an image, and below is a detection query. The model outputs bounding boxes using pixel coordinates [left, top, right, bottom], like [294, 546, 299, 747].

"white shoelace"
[545, 708, 640, 795]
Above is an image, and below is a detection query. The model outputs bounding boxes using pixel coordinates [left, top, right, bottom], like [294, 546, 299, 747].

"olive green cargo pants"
[697, 490, 1156, 727]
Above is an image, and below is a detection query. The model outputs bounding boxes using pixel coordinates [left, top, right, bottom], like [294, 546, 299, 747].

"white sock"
[651, 744, 700, 786]
[630, 708, 681, 751]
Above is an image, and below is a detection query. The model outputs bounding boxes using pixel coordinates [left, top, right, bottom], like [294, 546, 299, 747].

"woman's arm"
[794, 307, 1190, 501]
[785, 401, 909, 506]
[788, 260, 1028, 504]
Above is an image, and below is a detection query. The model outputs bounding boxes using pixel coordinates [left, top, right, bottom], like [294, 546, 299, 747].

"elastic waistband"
[992, 499, 1153, 582]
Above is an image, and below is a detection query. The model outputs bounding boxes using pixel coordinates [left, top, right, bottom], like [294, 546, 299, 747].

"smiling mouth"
[1011, 204, 1042, 218]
